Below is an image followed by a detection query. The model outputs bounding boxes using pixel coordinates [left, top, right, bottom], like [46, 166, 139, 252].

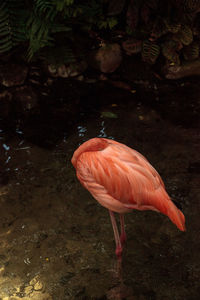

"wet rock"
[122, 38, 142, 55]
[29, 275, 44, 291]
[89, 43, 122, 73]
[187, 162, 200, 173]
[2, 297, 21, 300]
[164, 59, 200, 79]
[13, 86, 38, 113]
[0, 90, 12, 118]
[106, 284, 134, 300]
[10, 292, 53, 300]
[0, 63, 28, 87]
[33, 281, 43, 291]
[108, 80, 132, 91]
[24, 285, 33, 295]
[121, 56, 154, 82]
[47, 61, 87, 78]
[59, 273, 74, 285]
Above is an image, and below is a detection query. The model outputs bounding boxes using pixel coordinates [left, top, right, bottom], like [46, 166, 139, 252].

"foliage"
[126, 0, 200, 65]
[0, 1, 27, 54]
[161, 40, 181, 65]
[142, 40, 160, 64]
[0, 0, 200, 66]
[0, 0, 118, 61]
[183, 41, 199, 60]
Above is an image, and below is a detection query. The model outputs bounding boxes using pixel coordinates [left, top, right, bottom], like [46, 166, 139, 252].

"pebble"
[34, 280, 43, 291]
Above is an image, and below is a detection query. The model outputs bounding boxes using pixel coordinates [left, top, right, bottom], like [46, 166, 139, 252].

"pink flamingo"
[71, 138, 185, 259]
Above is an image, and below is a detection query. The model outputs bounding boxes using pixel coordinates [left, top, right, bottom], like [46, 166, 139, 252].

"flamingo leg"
[109, 210, 123, 259]
[119, 214, 126, 246]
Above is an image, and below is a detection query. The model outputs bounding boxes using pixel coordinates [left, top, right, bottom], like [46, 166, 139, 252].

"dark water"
[0, 79, 199, 299]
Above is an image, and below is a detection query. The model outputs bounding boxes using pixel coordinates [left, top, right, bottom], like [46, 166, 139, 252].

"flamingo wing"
[75, 143, 164, 213]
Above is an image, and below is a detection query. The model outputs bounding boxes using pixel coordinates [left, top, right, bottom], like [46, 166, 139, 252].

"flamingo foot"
[109, 210, 123, 260]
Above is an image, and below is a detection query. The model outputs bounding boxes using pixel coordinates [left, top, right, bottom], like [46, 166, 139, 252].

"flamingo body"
[72, 138, 185, 257]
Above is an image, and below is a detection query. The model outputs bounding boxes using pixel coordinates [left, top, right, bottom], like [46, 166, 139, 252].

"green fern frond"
[34, 0, 58, 21]
[0, 1, 27, 54]
[34, 0, 52, 13]
[26, 14, 53, 60]
[51, 24, 72, 33]
[52, 0, 74, 12]
[26, 10, 72, 60]
[77, 0, 103, 23]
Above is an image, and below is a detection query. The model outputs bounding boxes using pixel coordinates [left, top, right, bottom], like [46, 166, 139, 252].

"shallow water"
[0, 80, 200, 299]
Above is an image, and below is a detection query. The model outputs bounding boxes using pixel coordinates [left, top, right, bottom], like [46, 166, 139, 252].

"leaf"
[142, 40, 160, 64]
[183, 41, 199, 61]
[174, 25, 193, 46]
[0, 0, 27, 54]
[101, 111, 118, 119]
[162, 40, 180, 65]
